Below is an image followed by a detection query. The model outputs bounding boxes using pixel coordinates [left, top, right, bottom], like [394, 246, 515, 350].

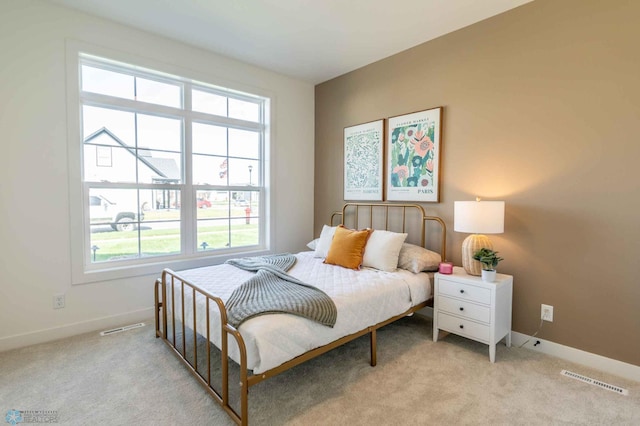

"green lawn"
[90, 222, 259, 262]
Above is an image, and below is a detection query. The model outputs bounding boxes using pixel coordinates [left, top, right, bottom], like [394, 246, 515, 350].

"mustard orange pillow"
[324, 225, 372, 270]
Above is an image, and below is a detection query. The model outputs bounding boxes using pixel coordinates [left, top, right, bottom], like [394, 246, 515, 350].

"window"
[76, 54, 268, 271]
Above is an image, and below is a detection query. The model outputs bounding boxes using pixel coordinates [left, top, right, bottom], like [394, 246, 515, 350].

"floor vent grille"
[561, 369, 628, 396]
[100, 322, 145, 336]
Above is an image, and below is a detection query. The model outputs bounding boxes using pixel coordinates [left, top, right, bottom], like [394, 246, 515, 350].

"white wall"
[0, 0, 315, 349]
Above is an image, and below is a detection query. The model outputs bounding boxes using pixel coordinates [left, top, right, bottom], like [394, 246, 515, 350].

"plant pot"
[481, 269, 497, 283]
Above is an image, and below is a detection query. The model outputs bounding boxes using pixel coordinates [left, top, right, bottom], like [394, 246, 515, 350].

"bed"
[154, 203, 446, 425]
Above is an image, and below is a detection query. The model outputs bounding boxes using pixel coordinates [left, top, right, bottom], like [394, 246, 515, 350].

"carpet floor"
[1, 315, 638, 425]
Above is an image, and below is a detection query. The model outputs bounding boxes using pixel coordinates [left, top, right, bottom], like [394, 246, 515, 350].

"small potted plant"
[473, 248, 504, 282]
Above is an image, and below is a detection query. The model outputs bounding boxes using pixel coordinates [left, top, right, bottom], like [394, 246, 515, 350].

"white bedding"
[167, 251, 432, 374]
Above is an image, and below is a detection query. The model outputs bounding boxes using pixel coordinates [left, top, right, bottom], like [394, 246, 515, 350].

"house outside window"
[75, 53, 269, 274]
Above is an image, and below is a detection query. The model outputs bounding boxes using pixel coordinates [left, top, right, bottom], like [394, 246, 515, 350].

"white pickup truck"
[89, 195, 144, 231]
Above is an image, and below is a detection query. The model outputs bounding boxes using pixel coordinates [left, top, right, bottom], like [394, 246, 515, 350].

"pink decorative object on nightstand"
[438, 262, 453, 274]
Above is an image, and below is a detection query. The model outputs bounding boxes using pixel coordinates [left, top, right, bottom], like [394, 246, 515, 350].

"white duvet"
[167, 251, 432, 374]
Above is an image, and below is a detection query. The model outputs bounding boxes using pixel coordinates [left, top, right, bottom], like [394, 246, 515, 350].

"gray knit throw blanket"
[225, 254, 337, 329]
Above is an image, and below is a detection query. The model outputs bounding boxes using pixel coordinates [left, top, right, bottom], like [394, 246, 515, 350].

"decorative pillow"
[397, 243, 442, 273]
[362, 230, 408, 272]
[324, 225, 372, 270]
[314, 225, 337, 258]
[306, 238, 319, 250]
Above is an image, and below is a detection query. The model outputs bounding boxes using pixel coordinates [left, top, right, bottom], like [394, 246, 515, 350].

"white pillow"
[397, 243, 442, 273]
[313, 225, 337, 258]
[362, 230, 408, 272]
[306, 238, 319, 250]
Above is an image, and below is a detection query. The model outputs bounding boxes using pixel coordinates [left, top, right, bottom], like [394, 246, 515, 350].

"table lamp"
[454, 199, 505, 276]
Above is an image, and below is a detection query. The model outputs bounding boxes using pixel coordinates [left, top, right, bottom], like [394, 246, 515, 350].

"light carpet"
[1, 315, 638, 425]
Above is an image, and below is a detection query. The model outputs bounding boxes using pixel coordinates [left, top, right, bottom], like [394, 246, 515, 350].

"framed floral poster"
[386, 107, 443, 202]
[344, 119, 384, 201]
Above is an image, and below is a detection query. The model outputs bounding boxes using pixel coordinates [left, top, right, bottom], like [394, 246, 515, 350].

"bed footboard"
[154, 269, 249, 425]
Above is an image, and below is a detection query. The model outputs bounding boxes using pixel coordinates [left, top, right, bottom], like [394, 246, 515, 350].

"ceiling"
[49, 0, 532, 84]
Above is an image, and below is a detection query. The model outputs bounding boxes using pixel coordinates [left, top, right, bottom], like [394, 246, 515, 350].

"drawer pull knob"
[459, 307, 464, 311]
[460, 289, 465, 294]
[459, 324, 464, 329]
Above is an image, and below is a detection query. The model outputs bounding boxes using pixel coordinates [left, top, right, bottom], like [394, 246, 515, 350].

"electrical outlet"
[541, 304, 553, 322]
[53, 294, 65, 309]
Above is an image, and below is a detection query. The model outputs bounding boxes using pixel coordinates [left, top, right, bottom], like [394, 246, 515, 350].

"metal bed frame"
[154, 203, 446, 425]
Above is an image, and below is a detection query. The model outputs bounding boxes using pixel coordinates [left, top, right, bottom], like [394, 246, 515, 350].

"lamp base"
[461, 234, 493, 276]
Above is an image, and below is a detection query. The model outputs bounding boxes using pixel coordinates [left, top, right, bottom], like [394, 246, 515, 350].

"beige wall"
[315, 0, 640, 366]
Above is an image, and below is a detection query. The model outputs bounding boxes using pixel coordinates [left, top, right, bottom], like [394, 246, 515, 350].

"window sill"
[72, 248, 270, 285]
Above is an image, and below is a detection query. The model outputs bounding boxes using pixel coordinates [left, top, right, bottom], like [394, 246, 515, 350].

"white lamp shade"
[454, 201, 505, 234]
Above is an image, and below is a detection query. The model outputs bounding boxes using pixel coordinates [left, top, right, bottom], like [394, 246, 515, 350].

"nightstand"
[433, 267, 513, 363]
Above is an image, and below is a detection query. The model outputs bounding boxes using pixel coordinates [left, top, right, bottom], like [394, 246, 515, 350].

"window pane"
[197, 219, 229, 250]
[196, 190, 213, 212]
[83, 105, 135, 146]
[230, 218, 259, 247]
[84, 145, 137, 183]
[228, 158, 259, 186]
[196, 192, 211, 210]
[246, 191, 260, 215]
[137, 114, 182, 152]
[229, 191, 258, 213]
[192, 89, 227, 116]
[229, 128, 259, 159]
[136, 77, 181, 108]
[197, 191, 230, 218]
[193, 154, 227, 185]
[89, 224, 138, 262]
[89, 187, 143, 262]
[137, 151, 182, 184]
[139, 189, 181, 220]
[88, 188, 141, 226]
[140, 221, 181, 257]
[228, 190, 259, 225]
[228, 98, 259, 122]
[193, 123, 227, 156]
[82, 65, 134, 100]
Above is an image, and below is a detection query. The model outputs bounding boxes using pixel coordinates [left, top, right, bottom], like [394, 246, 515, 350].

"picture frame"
[386, 107, 443, 202]
[344, 119, 384, 201]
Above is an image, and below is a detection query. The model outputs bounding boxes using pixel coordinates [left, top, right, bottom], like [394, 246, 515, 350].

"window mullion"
[183, 82, 195, 255]
[81, 92, 185, 118]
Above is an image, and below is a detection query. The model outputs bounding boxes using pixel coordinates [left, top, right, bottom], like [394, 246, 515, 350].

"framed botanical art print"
[344, 119, 384, 201]
[386, 107, 443, 202]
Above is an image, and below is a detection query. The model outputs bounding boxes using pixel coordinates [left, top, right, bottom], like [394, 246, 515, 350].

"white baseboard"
[511, 331, 640, 383]
[415, 310, 639, 383]
[0, 307, 154, 352]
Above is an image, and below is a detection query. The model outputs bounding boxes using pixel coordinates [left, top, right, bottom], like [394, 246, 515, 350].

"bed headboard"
[330, 202, 447, 260]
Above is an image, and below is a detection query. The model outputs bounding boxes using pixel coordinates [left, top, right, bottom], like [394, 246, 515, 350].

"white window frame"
[66, 41, 272, 285]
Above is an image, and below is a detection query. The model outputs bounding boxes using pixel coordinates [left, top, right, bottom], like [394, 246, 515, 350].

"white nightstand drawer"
[438, 296, 491, 323]
[437, 312, 490, 343]
[438, 279, 491, 304]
